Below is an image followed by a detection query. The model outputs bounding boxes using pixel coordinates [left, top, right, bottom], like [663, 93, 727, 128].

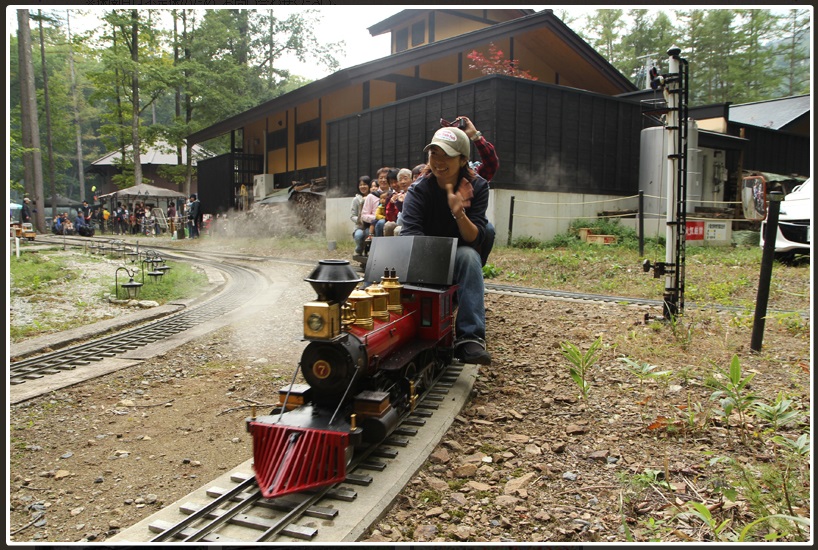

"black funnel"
[304, 259, 364, 303]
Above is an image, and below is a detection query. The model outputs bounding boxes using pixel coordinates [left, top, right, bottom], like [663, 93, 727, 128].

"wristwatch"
[470, 131, 483, 142]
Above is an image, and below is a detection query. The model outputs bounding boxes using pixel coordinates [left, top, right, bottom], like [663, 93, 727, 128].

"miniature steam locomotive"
[246, 236, 459, 499]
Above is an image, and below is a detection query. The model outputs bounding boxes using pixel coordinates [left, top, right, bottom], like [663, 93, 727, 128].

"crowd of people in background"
[19, 190, 211, 241]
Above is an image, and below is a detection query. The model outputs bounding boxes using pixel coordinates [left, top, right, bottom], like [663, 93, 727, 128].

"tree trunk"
[130, 10, 143, 186]
[66, 11, 87, 207]
[38, 11, 58, 219]
[183, 10, 192, 198]
[17, 9, 45, 233]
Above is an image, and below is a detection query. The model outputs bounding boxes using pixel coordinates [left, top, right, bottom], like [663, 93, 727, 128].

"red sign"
[686, 221, 704, 240]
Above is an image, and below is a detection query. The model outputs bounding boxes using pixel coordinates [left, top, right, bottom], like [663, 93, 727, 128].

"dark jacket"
[188, 200, 200, 221]
[21, 203, 32, 223]
[400, 173, 489, 250]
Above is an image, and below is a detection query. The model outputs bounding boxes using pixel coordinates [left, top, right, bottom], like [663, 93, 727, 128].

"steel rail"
[10, 256, 267, 384]
[148, 363, 461, 543]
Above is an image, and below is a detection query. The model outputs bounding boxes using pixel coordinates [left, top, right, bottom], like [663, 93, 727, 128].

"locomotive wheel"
[417, 350, 437, 391]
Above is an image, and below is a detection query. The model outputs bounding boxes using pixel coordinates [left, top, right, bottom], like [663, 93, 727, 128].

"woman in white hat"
[399, 123, 492, 366]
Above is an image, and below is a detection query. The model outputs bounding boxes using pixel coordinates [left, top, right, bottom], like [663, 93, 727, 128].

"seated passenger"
[359, 179, 381, 241]
[350, 175, 372, 255]
[385, 167, 412, 236]
[400, 124, 492, 366]
[372, 193, 388, 237]
[75, 209, 94, 237]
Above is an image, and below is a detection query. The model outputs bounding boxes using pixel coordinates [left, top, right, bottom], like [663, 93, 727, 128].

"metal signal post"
[644, 46, 690, 320]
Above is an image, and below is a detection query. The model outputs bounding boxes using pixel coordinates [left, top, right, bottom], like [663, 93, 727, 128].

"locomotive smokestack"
[304, 260, 364, 304]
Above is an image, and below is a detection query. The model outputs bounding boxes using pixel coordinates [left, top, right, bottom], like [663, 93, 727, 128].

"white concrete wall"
[326, 196, 353, 244]
[325, 191, 650, 245]
[490, 189, 643, 246]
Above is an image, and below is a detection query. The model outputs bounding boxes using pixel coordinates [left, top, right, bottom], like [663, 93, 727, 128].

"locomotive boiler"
[247, 236, 459, 499]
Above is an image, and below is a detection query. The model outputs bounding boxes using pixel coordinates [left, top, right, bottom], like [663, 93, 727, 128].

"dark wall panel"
[328, 75, 648, 198]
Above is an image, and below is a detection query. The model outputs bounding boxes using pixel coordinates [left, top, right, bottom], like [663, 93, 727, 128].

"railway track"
[14, 236, 807, 387]
[10, 240, 270, 385]
[111, 364, 473, 543]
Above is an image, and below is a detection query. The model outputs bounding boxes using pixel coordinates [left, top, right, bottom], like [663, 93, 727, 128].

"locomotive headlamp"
[307, 313, 325, 332]
[303, 301, 339, 340]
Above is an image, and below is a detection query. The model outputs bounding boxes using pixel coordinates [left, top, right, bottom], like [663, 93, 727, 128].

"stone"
[429, 448, 450, 464]
[454, 463, 478, 477]
[426, 476, 449, 491]
[413, 524, 438, 541]
[495, 495, 520, 506]
[504, 472, 536, 495]
[466, 480, 492, 491]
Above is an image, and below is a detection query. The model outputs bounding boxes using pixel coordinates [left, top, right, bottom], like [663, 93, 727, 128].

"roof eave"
[188, 10, 635, 145]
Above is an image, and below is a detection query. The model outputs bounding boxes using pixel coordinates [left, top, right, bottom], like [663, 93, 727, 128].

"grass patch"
[108, 261, 208, 302]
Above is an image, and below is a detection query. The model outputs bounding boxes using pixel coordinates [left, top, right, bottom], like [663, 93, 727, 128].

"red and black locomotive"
[246, 236, 459, 499]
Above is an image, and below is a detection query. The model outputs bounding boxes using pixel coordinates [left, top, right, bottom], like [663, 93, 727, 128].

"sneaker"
[455, 341, 491, 365]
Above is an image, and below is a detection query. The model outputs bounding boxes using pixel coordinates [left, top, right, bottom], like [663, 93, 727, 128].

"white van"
[760, 177, 812, 260]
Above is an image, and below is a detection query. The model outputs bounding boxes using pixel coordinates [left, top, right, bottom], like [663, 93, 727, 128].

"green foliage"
[625, 468, 672, 491]
[675, 500, 737, 541]
[110, 261, 207, 302]
[705, 454, 810, 541]
[618, 356, 671, 387]
[751, 392, 803, 432]
[707, 355, 759, 440]
[771, 433, 810, 457]
[418, 489, 442, 505]
[510, 235, 544, 249]
[481, 263, 501, 278]
[560, 336, 603, 399]
[766, 311, 810, 336]
[9, 253, 72, 294]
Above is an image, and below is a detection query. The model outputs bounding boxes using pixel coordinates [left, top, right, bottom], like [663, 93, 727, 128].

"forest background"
[8, 7, 812, 233]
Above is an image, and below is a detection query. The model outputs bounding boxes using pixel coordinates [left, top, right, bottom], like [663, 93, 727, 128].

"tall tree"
[732, 9, 783, 103]
[128, 10, 144, 186]
[36, 10, 58, 217]
[777, 8, 811, 96]
[17, 9, 46, 232]
[66, 10, 88, 205]
[582, 9, 626, 67]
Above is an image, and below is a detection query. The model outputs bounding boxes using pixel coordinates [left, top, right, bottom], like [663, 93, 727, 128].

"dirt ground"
[7, 247, 812, 543]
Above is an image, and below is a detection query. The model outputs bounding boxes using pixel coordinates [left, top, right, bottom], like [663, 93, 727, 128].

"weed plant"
[560, 336, 603, 400]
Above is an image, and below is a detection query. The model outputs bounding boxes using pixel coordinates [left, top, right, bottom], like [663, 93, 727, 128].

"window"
[295, 118, 321, 144]
[267, 128, 287, 151]
[420, 297, 432, 327]
[396, 28, 409, 53]
[411, 21, 425, 47]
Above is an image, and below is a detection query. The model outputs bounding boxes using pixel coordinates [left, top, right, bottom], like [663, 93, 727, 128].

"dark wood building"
[189, 8, 810, 243]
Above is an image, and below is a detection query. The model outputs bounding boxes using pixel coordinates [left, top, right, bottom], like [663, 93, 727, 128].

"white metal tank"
[638, 120, 701, 218]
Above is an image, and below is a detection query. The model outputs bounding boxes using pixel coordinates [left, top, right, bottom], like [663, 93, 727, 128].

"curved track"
[145, 365, 464, 543]
[16, 235, 807, 387]
[11, 238, 271, 385]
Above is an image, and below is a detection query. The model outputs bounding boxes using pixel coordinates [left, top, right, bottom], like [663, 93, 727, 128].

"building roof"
[90, 140, 211, 167]
[729, 95, 810, 131]
[188, 9, 636, 146]
[366, 8, 536, 36]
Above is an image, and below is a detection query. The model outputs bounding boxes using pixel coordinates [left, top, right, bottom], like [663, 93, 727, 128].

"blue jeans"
[374, 219, 386, 237]
[353, 228, 368, 254]
[481, 222, 495, 267]
[453, 245, 486, 345]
